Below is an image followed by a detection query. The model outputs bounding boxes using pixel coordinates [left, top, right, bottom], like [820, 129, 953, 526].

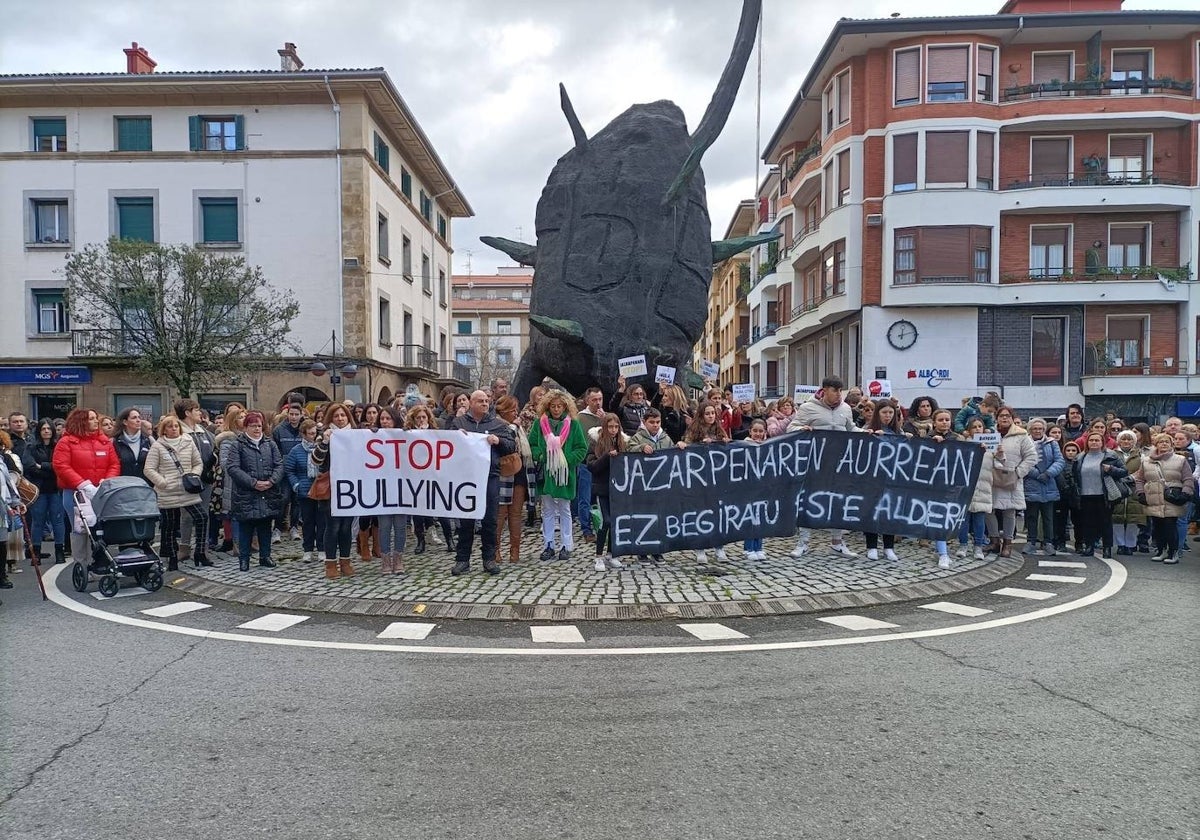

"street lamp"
[310, 329, 358, 403]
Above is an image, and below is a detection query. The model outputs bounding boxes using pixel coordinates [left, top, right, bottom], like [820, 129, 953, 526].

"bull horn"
[559, 83, 589, 151]
[663, 0, 762, 206]
[480, 236, 537, 267]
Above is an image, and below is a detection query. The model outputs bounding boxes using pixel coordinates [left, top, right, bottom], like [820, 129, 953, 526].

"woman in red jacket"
[52, 408, 120, 566]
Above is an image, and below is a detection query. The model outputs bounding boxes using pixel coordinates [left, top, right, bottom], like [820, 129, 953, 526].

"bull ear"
[711, 231, 781, 264]
[559, 83, 589, 151]
[663, 0, 762, 206]
[480, 236, 537, 267]
[530, 315, 585, 344]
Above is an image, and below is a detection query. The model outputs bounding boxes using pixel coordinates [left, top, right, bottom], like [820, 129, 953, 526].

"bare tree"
[65, 238, 300, 398]
[457, 330, 520, 390]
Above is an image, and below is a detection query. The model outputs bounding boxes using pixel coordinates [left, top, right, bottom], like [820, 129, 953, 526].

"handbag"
[1154, 461, 1193, 507]
[166, 446, 203, 494]
[308, 471, 331, 501]
[498, 452, 522, 478]
[16, 476, 39, 506]
[1102, 471, 1130, 503]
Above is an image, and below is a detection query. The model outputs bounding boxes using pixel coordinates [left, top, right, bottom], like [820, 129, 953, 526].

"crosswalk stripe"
[817, 615, 899, 631]
[918, 601, 993, 618]
[377, 622, 437, 640]
[993, 587, 1056, 600]
[90, 588, 151, 600]
[237, 613, 309, 632]
[140, 601, 211, 618]
[530, 625, 585, 644]
[678, 623, 749, 641]
[1038, 560, 1087, 569]
[1027, 573, 1086, 583]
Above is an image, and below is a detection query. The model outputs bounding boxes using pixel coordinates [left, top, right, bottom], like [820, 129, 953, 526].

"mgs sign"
[907, 368, 952, 388]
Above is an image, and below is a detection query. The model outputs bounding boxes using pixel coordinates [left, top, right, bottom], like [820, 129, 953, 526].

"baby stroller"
[70, 477, 164, 597]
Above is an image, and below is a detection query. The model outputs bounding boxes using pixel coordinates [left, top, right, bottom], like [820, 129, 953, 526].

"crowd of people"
[0, 375, 1196, 593]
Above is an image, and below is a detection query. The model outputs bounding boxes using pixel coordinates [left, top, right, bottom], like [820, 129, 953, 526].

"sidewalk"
[169, 523, 1023, 621]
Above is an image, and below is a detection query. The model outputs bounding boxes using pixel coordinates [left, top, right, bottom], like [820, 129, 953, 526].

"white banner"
[329, 429, 492, 519]
[700, 360, 720, 379]
[618, 354, 648, 378]
[731, 383, 756, 403]
[655, 365, 676, 385]
[793, 384, 820, 402]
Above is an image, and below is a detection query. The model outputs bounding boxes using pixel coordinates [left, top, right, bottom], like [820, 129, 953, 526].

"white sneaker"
[790, 541, 809, 559]
[714, 548, 729, 562]
[428, 531, 443, 545]
[938, 555, 952, 569]
[884, 548, 898, 561]
[974, 547, 985, 560]
[289, 527, 299, 541]
[866, 548, 879, 561]
[955, 547, 969, 559]
[593, 556, 607, 571]
[694, 550, 708, 562]
[606, 556, 624, 570]
[271, 529, 282, 544]
[830, 542, 859, 558]
[299, 551, 312, 563]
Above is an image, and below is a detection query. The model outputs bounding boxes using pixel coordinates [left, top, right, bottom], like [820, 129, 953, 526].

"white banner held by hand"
[655, 365, 676, 385]
[329, 429, 491, 519]
[731, 383, 756, 403]
[618, 354, 648, 378]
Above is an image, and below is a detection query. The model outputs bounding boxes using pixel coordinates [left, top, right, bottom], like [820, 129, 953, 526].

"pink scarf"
[540, 413, 572, 486]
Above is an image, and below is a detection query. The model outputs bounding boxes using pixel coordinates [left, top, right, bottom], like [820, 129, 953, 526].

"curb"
[166, 555, 1025, 622]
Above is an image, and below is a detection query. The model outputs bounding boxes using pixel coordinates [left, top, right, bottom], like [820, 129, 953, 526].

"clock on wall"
[887, 319, 918, 350]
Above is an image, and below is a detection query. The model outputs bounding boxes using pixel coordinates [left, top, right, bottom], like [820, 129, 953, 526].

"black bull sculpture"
[483, 0, 778, 401]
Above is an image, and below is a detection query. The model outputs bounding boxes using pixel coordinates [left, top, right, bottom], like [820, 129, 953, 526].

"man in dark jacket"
[271, 403, 305, 540]
[7, 413, 30, 459]
[447, 390, 515, 576]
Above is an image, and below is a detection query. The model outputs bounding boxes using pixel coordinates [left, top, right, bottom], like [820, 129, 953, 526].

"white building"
[450, 267, 533, 390]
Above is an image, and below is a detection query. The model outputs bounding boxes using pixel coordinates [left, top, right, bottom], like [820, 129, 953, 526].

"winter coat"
[114, 433, 154, 482]
[448, 410, 516, 477]
[272, 420, 304, 461]
[284, 441, 317, 498]
[953, 399, 996, 434]
[143, 435, 203, 510]
[659, 407, 689, 443]
[607, 392, 649, 436]
[990, 426, 1039, 510]
[1056, 457, 1081, 510]
[1071, 450, 1129, 499]
[1022, 435, 1066, 503]
[215, 431, 240, 514]
[52, 432, 120, 491]
[585, 445, 618, 498]
[766, 410, 795, 438]
[21, 439, 60, 495]
[1111, 448, 1148, 526]
[182, 422, 217, 485]
[965, 444, 995, 514]
[1135, 452, 1196, 519]
[225, 433, 284, 522]
[789, 399, 857, 432]
[529, 414, 588, 500]
[626, 428, 675, 452]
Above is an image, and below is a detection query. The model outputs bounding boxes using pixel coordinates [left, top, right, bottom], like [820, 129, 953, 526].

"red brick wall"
[1084, 303, 1179, 371]
[998, 211, 1181, 280]
[998, 126, 1190, 185]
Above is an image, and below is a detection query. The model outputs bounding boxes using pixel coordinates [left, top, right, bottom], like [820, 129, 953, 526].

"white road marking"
[817, 615, 900, 631]
[993, 587, 1057, 600]
[41, 561, 1128, 657]
[918, 602, 993, 618]
[90, 588, 151, 600]
[530, 625, 585, 644]
[237, 613, 309, 632]
[377, 622, 436, 640]
[1038, 560, 1087, 569]
[678, 623, 749, 641]
[140, 601, 211, 618]
[1027, 573, 1086, 583]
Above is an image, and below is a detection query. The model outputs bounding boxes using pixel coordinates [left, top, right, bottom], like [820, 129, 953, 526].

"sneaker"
[483, 560, 501, 575]
[830, 542, 859, 558]
[694, 550, 708, 562]
[1028, 544, 1042, 557]
[955, 547, 969, 559]
[557, 547, 570, 563]
[866, 548, 880, 561]
[714, 548, 729, 562]
[1043, 545, 1057, 557]
[606, 556, 624, 570]
[790, 541, 809, 559]
[1150, 552, 1165, 562]
[289, 527, 299, 541]
[974, 547, 985, 560]
[938, 555, 952, 569]
[594, 557, 607, 571]
[539, 545, 556, 562]
[1162, 553, 1179, 565]
[428, 531, 443, 545]
[271, 529, 282, 544]
[884, 548, 899, 562]
[756, 551, 768, 561]
[299, 551, 312, 563]
[451, 560, 470, 575]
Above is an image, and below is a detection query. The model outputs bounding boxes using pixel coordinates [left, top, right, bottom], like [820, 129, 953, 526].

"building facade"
[450, 267, 533, 391]
[695, 200, 755, 388]
[0, 42, 471, 420]
[746, 0, 1200, 419]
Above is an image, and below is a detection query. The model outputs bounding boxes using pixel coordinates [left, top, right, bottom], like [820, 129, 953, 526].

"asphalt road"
[2, 554, 1197, 840]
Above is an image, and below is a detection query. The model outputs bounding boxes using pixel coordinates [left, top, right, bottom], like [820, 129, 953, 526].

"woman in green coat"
[1111, 430, 1146, 555]
[529, 390, 589, 562]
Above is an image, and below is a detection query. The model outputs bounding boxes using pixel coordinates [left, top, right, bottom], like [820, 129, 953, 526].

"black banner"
[608, 431, 983, 554]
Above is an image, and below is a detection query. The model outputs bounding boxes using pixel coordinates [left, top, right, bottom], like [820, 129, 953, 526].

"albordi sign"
[329, 429, 491, 519]
[609, 430, 983, 554]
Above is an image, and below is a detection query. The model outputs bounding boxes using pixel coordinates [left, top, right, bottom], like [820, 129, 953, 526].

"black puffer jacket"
[114, 433, 154, 483]
[225, 433, 284, 521]
[21, 440, 60, 495]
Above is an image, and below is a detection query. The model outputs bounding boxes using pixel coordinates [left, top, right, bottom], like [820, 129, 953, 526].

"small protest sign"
[793, 384, 820, 403]
[700, 360, 720, 380]
[731, 383, 756, 403]
[974, 431, 1001, 452]
[655, 365, 676, 385]
[618, 355, 648, 378]
[866, 379, 892, 398]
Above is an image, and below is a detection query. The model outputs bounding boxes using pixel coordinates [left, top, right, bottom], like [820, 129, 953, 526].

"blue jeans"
[958, 512, 987, 546]
[378, 513, 409, 554]
[29, 490, 65, 546]
[743, 537, 763, 552]
[1178, 501, 1192, 550]
[574, 464, 593, 535]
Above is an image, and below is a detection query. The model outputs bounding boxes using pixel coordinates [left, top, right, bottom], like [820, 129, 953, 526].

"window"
[31, 199, 69, 243]
[925, 131, 968, 187]
[1030, 137, 1071, 185]
[1108, 135, 1148, 181]
[438, 268, 447, 304]
[836, 149, 850, 205]
[419, 190, 432, 222]
[403, 311, 413, 344]
[497, 349, 513, 367]
[437, 213, 447, 239]
[199, 198, 239, 244]
[927, 46, 969, 101]
[1032, 52, 1073, 91]
[895, 233, 916, 285]
[456, 321, 473, 335]
[115, 117, 152, 151]
[1030, 316, 1067, 386]
[893, 133, 917, 192]
[976, 131, 995, 189]
[401, 235, 413, 280]
[189, 116, 244, 151]
[34, 290, 68, 335]
[486, 289, 497, 300]
[974, 246, 990, 285]
[422, 323, 432, 352]
[421, 253, 431, 293]
[1105, 317, 1147, 368]
[32, 118, 66, 152]
[977, 46, 996, 102]
[1030, 226, 1070, 277]
[456, 350, 476, 367]
[116, 197, 154, 242]
[378, 297, 391, 345]
[1111, 50, 1150, 93]
[823, 69, 851, 133]
[1108, 225, 1148, 270]
[400, 168, 412, 200]
[511, 289, 523, 301]
[894, 48, 921, 106]
[377, 213, 389, 262]
[373, 132, 390, 174]
[497, 320, 513, 335]
[893, 226, 991, 285]
[835, 242, 847, 295]
[823, 162, 835, 214]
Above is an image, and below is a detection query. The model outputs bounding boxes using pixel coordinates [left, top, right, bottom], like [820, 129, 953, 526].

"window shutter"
[1110, 225, 1146, 245]
[927, 46, 968, 83]
[116, 197, 154, 242]
[1032, 53, 1071, 83]
[920, 227, 970, 279]
[925, 131, 968, 183]
[1031, 138, 1070, 179]
[33, 118, 66, 136]
[893, 133, 917, 187]
[1031, 226, 1068, 247]
[201, 198, 238, 243]
[837, 71, 851, 122]
[233, 115, 246, 150]
[1112, 52, 1148, 73]
[1107, 318, 1143, 341]
[976, 131, 995, 186]
[837, 149, 850, 201]
[894, 49, 920, 104]
[1108, 136, 1147, 157]
[188, 116, 202, 151]
[824, 163, 835, 212]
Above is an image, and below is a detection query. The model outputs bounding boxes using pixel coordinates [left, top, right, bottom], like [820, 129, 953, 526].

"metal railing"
[735, 332, 749, 351]
[71, 329, 147, 357]
[894, 274, 992, 286]
[433, 359, 472, 384]
[790, 220, 820, 251]
[1002, 170, 1183, 190]
[396, 344, 437, 372]
[1000, 265, 1190, 283]
[750, 323, 779, 344]
[1002, 77, 1193, 101]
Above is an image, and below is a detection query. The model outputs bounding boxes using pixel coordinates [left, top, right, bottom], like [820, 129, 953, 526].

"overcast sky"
[3, 0, 1192, 275]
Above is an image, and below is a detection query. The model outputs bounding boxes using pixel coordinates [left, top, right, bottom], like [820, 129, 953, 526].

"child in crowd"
[624, 408, 675, 562]
[923, 409, 957, 568]
[741, 419, 768, 560]
[586, 413, 626, 571]
[956, 417, 994, 561]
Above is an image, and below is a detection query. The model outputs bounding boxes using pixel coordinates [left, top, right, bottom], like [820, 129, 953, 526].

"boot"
[380, 553, 393, 575]
[369, 525, 382, 559]
[509, 528, 522, 563]
[356, 530, 370, 561]
[195, 550, 214, 568]
[324, 560, 340, 580]
[168, 558, 179, 571]
[338, 557, 355, 577]
[217, 539, 234, 554]
[0, 545, 11, 589]
[392, 553, 405, 575]
[985, 537, 1002, 555]
[414, 535, 426, 555]
[999, 539, 1013, 559]
[54, 543, 66, 564]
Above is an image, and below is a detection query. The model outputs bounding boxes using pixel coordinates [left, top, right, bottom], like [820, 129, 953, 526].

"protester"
[741, 418, 769, 560]
[176, 399, 217, 565]
[1074, 418, 1116, 451]
[271, 402, 305, 542]
[448, 390, 515, 575]
[311, 403, 356, 579]
[404, 406, 456, 555]
[143, 415, 209, 571]
[225, 411, 284, 571]
[608, 376, 650, 436]
[903, 396, 939, 438]
[1111, 430, 1147, 556]
[863, 400, 906, 561]
[765, 397, 796, 438]
[1055, 440, 1082, 552]
[655, 385, 692, 444]
[529, 389, 588, 563]
[1062, 404, 1087, 440]
[1135, 433, 1196, 564]
[953, 392, 1000, 434]
[1022, 418, 1065, 556]
[573, 387, 605, 544]
[586, 412, 626, 571]
[52, 408, 120, 567]
[284, 419, 322, 563]
[113, 407, 153, 483]
[683, 401, 730, 446]
[496, 396, 535, 564]
[7, 412, 30, 459]
[989, 406, 1038, 558]
[1072, 431, 1127, 559]
[22, 420, 64, 563]
[0, 448, 24, 590]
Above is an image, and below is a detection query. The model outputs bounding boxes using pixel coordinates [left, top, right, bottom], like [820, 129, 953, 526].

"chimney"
[123, 42, 157, 74]
[278, 42, 304, 72]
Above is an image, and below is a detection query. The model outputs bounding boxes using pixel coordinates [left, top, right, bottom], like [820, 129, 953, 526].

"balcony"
[434, 359, 472, 385]
[1000, 265, 1190, 284]
[784, 142, 822, 181]
[735, 332, 750, 351]
[71, 329, 146, 358]
[790, 219, 820, 254]
[760, 386, 785, 399]
[1002, 77, 1193, 102]
[1002, 170, 1184, 191]
[396, 344, 437, 373]
[750, 323, 779, 345]
[895, 274, 992, 286]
